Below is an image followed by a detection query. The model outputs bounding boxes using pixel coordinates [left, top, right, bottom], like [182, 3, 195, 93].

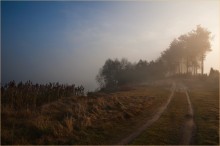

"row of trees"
[160, 25, 211, 75]
[97, 25, 213, 89]
[96, 58, 165, 89]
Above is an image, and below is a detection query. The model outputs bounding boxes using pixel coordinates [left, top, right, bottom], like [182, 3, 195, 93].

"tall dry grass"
[1, 85, 169, 144]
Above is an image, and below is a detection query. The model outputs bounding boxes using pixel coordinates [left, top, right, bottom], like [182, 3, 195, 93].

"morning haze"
[1, 1, 219, 91]
[1, 1, 219, 145]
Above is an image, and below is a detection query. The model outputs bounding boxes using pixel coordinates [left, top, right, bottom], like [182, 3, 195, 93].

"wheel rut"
[117, 82, 176, 145]
[179, 87, 196, 145]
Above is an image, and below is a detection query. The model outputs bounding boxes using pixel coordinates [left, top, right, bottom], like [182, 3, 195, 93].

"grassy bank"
[1, 84, 170, 144]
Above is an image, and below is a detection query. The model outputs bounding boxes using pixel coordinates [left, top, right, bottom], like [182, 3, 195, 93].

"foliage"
[161, 25, 211, 75]
[96, 58, 166, 89]
[96, 25, 212, 89]
[209, 67, 220, 79]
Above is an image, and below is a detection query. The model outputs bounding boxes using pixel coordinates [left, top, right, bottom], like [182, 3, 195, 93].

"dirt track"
[179, 86, 196, 144]
[117, 82, 196, 145]
[117, 82, 176, 145]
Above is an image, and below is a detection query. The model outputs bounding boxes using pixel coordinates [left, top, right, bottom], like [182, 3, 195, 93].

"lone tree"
[96, 59, 122, 89]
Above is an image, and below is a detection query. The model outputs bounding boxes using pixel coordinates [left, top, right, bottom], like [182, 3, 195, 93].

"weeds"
[1, 80, 85, 110]
[1, 84, 170, 144]
[64, 116, 74, 133]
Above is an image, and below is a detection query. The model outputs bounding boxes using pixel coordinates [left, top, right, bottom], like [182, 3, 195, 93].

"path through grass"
[131, 90, 189, 145]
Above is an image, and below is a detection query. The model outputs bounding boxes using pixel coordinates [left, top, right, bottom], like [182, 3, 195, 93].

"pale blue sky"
[1, 1, 219, 91]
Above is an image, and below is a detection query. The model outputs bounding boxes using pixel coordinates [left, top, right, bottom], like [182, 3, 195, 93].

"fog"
[1, 1, 219, 91]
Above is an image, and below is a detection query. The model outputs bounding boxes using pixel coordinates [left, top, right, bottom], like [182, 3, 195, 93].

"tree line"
[160, 25, 211, 75]
[96, 25, 215, 89]
[96, 58, 165, 89]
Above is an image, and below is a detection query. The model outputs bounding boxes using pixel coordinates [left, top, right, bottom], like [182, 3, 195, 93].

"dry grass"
[2, 80, 218, 145]
[1, 84, 170, 144]
[187, 83, 219, 145]
[130, 91, 189, 145]
[129, 80, 219, 145]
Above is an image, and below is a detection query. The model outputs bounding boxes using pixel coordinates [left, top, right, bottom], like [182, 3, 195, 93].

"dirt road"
[179, 85, 196, 144]
[117, 82, 196, 145]
[117, 82, 176, 145]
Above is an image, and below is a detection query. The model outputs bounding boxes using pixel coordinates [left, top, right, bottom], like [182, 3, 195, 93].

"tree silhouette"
[193, 25, 211, 74]
[97, 25, 212, 89]
[161, 25, 211, 75]
[96, 59, 121, 88]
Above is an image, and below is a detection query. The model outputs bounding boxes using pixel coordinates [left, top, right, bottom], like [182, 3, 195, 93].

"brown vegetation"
[1, 84, 170, 144]
[1, 80, 84, 110]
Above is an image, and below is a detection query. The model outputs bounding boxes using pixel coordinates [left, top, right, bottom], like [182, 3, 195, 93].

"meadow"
[1, 78, 219, 145]
[1, 83, 170, 144]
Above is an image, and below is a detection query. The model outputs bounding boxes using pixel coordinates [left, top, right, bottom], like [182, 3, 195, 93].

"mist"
[1, 1, 219, 91]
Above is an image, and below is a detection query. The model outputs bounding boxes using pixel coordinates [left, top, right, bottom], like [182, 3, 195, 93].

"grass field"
[130, 91, 189, 145]
[1, 84, 170, 144]
[130, 79, 219, 145]
[188, 84, 219, 145]
[1, 80, 219, 145]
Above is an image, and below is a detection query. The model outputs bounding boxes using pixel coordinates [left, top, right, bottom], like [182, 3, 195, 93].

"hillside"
[1, 79, 219, 145]
[2, 83, 170, 144]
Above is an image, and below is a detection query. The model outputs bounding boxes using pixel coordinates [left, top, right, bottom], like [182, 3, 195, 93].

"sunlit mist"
[1, 1, 219, 91]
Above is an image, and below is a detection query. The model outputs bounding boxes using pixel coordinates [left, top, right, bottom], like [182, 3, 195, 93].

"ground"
[1, 79, 219, 145]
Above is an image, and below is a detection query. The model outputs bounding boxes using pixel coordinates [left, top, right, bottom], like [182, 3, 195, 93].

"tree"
[194, 25, 211, 74]
[96, 59, 121, 88]
[160, 25, 211, 75]
[209, 68, 219, 79]
[96, 58, 135, 88]
[96, 25, 212, 89]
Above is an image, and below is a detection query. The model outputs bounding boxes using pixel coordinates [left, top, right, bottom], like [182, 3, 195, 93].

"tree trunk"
[201, 55, 204, 75]
[195, 66, 197, 75]
[192, 64, 194, 75]
[201, 59, 204, 74]
[186, 58, 189, 74]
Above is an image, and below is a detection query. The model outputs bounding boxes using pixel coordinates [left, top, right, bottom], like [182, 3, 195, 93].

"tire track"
[179, 86, 196, 145]
[117, 82, 176, 145]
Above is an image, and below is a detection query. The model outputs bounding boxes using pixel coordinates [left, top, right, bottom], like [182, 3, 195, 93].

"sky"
[1, 1, 220, 91]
